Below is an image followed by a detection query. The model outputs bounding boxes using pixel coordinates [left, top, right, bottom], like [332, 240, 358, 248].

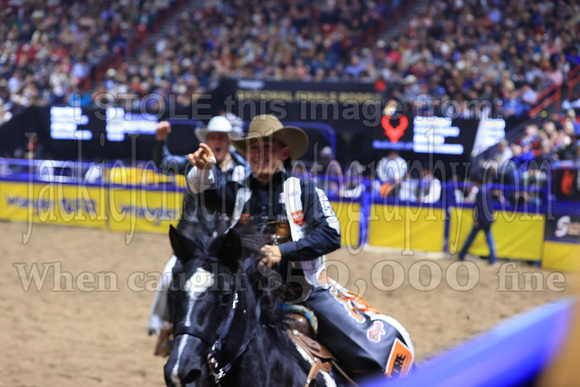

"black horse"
[164, 223, 345, 386]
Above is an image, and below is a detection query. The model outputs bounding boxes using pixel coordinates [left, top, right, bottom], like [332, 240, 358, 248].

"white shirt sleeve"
[422, 178, 442, 203]
[399, 179, 418, 202]
[186, 166, 216, 194]
[376, 157, 388, 182]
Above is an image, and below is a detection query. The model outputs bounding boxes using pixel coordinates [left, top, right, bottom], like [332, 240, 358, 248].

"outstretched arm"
[185, 143, 238, 217]
[152, 121, 189, 174]
[186, 143, 217, 194]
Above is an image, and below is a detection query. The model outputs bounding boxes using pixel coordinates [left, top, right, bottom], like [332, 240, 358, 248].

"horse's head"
[164, 223, 270, 386]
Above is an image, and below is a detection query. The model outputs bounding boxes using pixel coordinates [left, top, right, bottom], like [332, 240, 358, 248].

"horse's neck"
[233, 323, 312, 386]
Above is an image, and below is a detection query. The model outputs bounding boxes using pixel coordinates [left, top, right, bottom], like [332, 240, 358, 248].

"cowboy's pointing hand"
[188, 143, 216, 170]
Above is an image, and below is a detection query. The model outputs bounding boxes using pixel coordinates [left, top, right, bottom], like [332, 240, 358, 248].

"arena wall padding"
[448, 208, 545, 261]
[368, 204, 446, 253]
[542, 241, 580, 271]
[365, 298, 576, 387]
[0, 181, 108, 230]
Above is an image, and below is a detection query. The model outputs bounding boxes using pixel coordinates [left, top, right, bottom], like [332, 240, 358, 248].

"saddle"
[286, 313, 357, 387]
[266, 220, 292, 245]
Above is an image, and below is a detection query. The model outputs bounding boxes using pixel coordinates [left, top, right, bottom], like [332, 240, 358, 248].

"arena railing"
[528, 64, 580, 118]
[1, 157, 578, 265]
[568, 64, 580, 102]
[529, 84, 561, 118]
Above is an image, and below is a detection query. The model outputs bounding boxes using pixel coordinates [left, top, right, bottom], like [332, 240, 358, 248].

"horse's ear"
[218, 228, 242, 267]
[169, 225, 196, 263]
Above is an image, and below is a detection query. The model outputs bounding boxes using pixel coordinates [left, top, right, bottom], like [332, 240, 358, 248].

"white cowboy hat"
[401, 74, 417, 85]
[229, 114, 308, 160]
[194, 116, 235, 142]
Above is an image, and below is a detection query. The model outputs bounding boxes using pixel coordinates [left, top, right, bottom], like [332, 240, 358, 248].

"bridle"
[173, 288, 261, 385]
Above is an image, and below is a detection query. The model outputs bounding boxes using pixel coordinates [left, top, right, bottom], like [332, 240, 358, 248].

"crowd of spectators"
[389, 0, 580, 120]
[0, 0, 175, 123]
[487, 113, 580, 170]
[1, 0, 580, 122]
[473, 112, 580, 208]
[90, 0, 398, 111]
[90, 0, 580, 119]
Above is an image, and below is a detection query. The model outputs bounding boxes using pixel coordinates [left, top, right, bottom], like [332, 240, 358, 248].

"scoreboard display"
[44, 107, 160, 160]
[49, 106, 158, 142]
[372, 115, 506, 161]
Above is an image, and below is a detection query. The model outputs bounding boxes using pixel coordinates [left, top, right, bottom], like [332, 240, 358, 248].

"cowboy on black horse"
[186, 114, 415, 380]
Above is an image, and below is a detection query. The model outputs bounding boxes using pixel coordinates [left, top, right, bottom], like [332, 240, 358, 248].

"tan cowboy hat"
[229, 114, 308, 160]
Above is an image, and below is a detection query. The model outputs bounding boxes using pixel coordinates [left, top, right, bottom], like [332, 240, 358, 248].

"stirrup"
[288, 330, 358, 386]
[154, 326, 173, 357]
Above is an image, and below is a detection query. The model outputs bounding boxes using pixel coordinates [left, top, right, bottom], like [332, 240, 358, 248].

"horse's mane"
[208, 220, 269, 259]
[222, 221, 291, 332]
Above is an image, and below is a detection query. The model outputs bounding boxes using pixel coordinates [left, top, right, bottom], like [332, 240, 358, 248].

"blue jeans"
[458, 225, 496, 263]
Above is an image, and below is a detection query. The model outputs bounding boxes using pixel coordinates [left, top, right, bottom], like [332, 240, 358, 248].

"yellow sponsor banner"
[107, 166, 177, 185]
[542, 241, 580, 271]
[174, 174, 187, 188]
[448, 208, 545, 261]
[331, 201, 360, 247]
[108, 185, 181, 234]
[368, 204, 445, 252]
[0, 181, 107, 228]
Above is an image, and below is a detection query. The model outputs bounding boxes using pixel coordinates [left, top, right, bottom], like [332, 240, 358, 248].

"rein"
[174, 289, 261, 385]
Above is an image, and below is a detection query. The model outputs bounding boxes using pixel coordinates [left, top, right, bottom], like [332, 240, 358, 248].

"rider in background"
[147, 116, 247, 337]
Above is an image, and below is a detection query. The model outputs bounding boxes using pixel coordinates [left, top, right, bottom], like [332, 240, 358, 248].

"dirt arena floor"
[0, 221, 574, 386]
